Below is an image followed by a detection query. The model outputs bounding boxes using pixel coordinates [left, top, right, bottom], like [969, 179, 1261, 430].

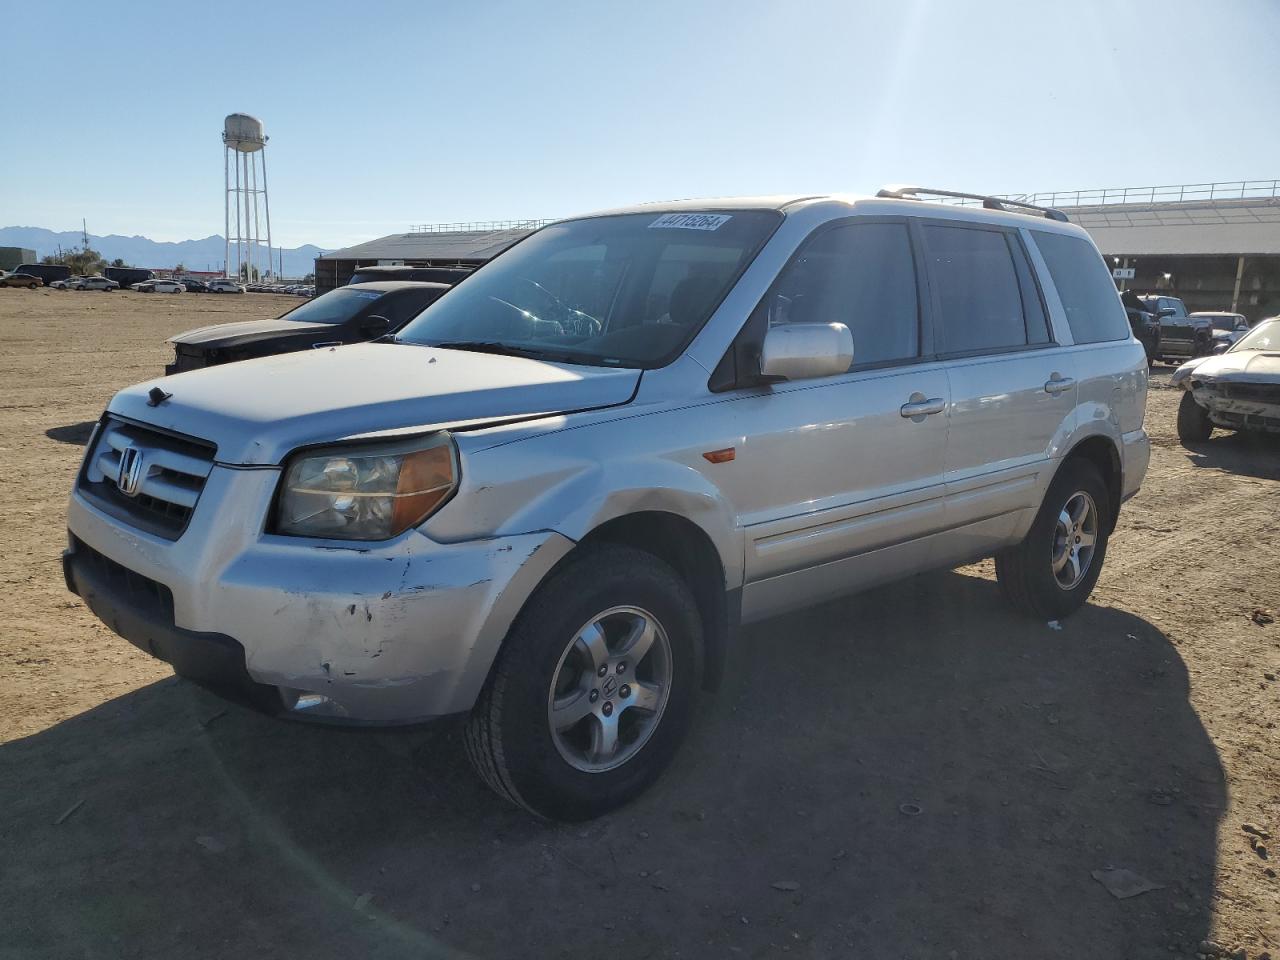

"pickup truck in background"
[1121, 290, 1161, 365]
[1139, 294, 1214, 364]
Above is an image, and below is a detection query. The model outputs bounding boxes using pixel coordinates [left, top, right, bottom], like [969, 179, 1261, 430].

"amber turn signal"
[392, 444, 458, 534]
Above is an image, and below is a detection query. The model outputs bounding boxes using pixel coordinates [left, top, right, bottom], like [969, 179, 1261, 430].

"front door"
[713, 219, 952, 621]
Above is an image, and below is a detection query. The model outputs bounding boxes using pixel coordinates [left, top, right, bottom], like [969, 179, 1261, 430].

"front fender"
[1171, 357, 1209, 389]
[541, 457, 745, 590]
[424, 440, 745, 590]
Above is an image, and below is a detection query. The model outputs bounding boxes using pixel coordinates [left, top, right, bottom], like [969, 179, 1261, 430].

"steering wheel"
[517, 278, 601, 337]
[487, 295, 543, 335]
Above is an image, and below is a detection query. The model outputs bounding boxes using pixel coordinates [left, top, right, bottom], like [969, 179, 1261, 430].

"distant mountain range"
[0, 226, 331, 278]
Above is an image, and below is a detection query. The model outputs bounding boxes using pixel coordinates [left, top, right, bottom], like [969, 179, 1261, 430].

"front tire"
[465, 544, 703, 820]
[1177, 390, 1213, 443]
[996, 458, 1111, 620]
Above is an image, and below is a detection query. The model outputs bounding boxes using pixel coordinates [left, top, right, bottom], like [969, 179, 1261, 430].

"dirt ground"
[1, 287, 1277, 960]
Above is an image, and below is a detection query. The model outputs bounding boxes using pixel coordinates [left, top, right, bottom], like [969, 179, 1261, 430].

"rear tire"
[1177, 390, 1213, 443]
[465, 544, 703, 821]
[996, 458, 1111, 621]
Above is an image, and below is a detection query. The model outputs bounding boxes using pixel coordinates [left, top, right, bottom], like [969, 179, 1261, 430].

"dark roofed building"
[313, 221, 549, 293]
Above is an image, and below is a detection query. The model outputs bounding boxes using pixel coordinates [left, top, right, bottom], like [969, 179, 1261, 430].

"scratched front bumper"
[1195, 384, 1280, 435]
[66, 464, 573, 724]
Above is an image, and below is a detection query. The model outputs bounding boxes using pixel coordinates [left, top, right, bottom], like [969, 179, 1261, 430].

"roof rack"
[875, 185, 1070, 222]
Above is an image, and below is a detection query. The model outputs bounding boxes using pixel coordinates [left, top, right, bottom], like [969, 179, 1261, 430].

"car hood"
[169, 317, 337, 349]
[1180, 351, 1280, 383]
[108, 342, 640, 465]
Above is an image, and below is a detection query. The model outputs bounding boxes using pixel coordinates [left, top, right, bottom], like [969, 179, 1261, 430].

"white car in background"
[1172, 317, 1280, 442]
[131, 279, 187, 294]
[208, 278, 246, 293]
[73, 276, 118, 291]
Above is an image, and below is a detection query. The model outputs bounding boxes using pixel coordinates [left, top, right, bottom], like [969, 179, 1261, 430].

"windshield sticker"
[648, 213, 732, 231]
[350, 291, 382, 300]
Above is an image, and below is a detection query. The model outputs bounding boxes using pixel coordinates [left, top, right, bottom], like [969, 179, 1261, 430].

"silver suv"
[64, 188, 1150, 820]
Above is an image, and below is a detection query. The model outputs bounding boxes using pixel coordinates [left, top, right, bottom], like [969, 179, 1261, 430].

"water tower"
[222, 113, 274, 281]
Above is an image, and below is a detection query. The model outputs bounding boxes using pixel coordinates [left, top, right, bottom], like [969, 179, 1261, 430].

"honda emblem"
[116, 446, 145, 497]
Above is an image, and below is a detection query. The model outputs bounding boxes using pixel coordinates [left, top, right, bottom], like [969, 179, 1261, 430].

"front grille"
[1220, 382, 1280, 404]
[1215, 408, 1280, 430]
[70, 534, 175, 619]
[78, 416, 216, 540]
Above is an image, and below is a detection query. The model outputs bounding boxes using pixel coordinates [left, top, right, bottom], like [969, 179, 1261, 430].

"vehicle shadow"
[1182, 429, 1280, 481]
[0, 570, 1222, 959]
[44, 421, 97, 446]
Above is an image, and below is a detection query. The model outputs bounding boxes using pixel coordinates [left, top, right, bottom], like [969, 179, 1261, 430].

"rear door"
[1027, 226, 1143, 457]
[727, 218, 952, 619]
[919, 220, 1074, 549]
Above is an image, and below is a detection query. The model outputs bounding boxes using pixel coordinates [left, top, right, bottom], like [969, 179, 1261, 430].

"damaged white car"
[1172, 317, 1280, 442]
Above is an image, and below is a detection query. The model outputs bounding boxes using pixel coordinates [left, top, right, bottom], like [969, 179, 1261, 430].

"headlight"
[274, 433, 458, 540]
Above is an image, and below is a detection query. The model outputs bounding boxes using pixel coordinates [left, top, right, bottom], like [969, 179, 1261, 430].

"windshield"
[1207, 317, 1239, 332]
[395, 210, 781, 368]
[277, 287, 381, 324]
[1230, 318, 1279, 352]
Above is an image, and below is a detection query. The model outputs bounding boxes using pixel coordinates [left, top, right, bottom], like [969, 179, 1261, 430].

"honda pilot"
[64, 188, 1150, 820]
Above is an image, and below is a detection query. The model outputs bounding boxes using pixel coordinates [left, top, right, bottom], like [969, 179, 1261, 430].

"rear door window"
[922, 223, 1044, 355]
[1031, 230, 1129, 344]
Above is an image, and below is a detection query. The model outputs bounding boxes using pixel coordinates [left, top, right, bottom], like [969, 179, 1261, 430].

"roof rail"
[875, 185, 1070, 222]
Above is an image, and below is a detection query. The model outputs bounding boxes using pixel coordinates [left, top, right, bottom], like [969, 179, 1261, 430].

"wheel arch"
[572, 511, 736, 692]
[1060, 434, 1122, 531]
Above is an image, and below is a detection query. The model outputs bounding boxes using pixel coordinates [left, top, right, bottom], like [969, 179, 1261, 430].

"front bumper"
[64, 538, 278, 712]
[1193, 382, 1280, 434]
[165, 347, 211, 376]
[66, 466, 574, 724]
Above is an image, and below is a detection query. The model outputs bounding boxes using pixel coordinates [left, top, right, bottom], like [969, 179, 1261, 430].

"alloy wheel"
[546, 605, 673, 773]
[1051, 491, 1098, 590]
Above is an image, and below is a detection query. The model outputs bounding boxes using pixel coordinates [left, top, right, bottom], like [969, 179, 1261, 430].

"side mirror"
[1157, 308, 1176, 318]
[1213, 342, 1229, 355]
[759, 322, 854, 382]
[361, 314, 390, 335]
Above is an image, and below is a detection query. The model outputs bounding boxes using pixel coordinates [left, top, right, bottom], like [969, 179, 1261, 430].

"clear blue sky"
[3, 0, 1277, 249]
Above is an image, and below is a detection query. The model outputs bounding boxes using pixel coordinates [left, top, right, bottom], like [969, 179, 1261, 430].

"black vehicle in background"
[165, 280, 450, 374]
[105, 267, 154, 289]
[178, 277, 209, 293]
[1139, 294, 1218, 363]
[347, 264, 474, 286]
[1121, 290, 1162, 365]
[14, 263, 70, 286]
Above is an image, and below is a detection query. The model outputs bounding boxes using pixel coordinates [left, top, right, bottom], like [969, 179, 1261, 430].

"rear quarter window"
[1031, 231, 1130, 344]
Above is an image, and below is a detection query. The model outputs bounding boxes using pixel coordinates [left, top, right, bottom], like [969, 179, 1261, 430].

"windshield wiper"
[429, 340, 602, 366]
[431, 340, 542, 358]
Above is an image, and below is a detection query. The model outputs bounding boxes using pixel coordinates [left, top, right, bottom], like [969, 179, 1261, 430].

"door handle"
[900, 395, 946, 418]
[1044, 375, 1076, 395]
